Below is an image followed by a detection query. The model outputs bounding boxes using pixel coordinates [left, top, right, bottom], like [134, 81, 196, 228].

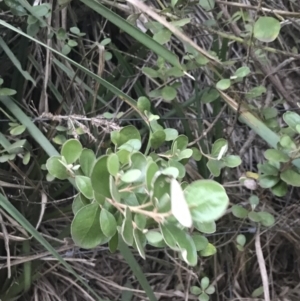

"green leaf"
[153, 29, 172, 44]
[164, 128, 178, 141]
[258, 163, 279, 175]
[194, 221, 216, 234]
[22, 151, 30, 165]
[107, 153, 119, 176]
[207, 159, 223, 177]
[249, 195, 259, 206]
[133, 228, 146, 259]
[79, 149, 95, 177]
[91, 155, 111, 198]
[53, 134, 67, 145]
[118, 139, 142, 152]
[223, 155, 241, 167]
[56, 28, 67, 39]
[10, 125, 26, 136]
[246, 85, 266, 99]
[134, 214, 147, 230]
[165, 224, 197, 266]
[161, 86, 177, 102]
[216, 79, 231, 90]
[165, 66, 184, 77]
[100, 38, 111, 45]
[100, 208, 117, 237]
[201, 88, 219, 104]
[46, 156, 69, 180]
[150, 130, 166, 149]
[121, 169, 142, 183]
[200, 243, 216, 257]
[271, 180, 287, 197]
[61, 139, 83, 164]
[201, 277, 210, 290]
[205, 285, 215, 295]
[146, 230, 164, 246]
[70, 26, 81, 35]
[137, 96, 151, 113]
[115, 125, 141, 147]
[280, 169, 300, 187]
[199, 0, 215, 11]
[0, 88, 17, 96]
[254, 17, 280, 42]
[62, 44, 71, 55]
[108, 232, 118, 253]
[211, 138, 228, 158]
[234, 66, 250, 78]
[236, 234, 246, 246]
[248, 211, 261, 222]
[262, 107, 278, 120]
[257, 212, 275, 227]
[190, 286, 202, 295]
[232, 205, 248, 219]
[121, 208, 134, 246]
[71, 203, 107, 249]
[264, 149, 289, 163]
[72, 194, 89, 214]
[170, 178, 192, 228]
[142, 67, 159, 78]
[185, 180, 229, 223]
[283, 111, 300, 132]
[32, 3, 50, 17]
[251, 286, 264, 298]
[199, 293, 209, 301]
[170, 18, 191, 27]
[68, 39, 78, 47]
[280, 135, 297, 151]
[259, 175, 280, 188]
[146, 161, 159, 190]
[192, 234, 208, 251]
[75, 176, 94, 199]
[192, 147, 202, 161]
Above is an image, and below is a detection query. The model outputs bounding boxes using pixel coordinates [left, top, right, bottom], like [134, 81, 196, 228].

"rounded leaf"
[216, 79, 231, 91]
[200, 243, 216, 257]
[194, 221, 216, 234]
[161, 86, 177, 102]
[75, 176, 94, 199]
[259, 175, 280, 188]
[164, 128, 178, 141]
[280, 169, 300, 187]
[80, 149, 96, 176]
[46, 156, 69, 180]
[264, 149, 289, 163]
[254, 17, 280, 42]
[257, 212, 275, 227]
[150, 130, 166, 149]
[201, 277, 209, 290]
[234, 66, 250, 78]
[171, 178, 192, 228]
[61, 139, 83, 164]
[100, 208, 117, 237]
[184, 180, 229, 223]
[10, 125, 26, 136]
[71, 203, 106, 249]
[236, 234, 246, 246]
[107, 153, 119, 176]
[137, 96, 151, 113]
[190, 286, 202, 295]
[91, 156, 111, 198]
[192, 234, 208, 251]
[232, 205, 248, 219]
[121, 169, 142, 183]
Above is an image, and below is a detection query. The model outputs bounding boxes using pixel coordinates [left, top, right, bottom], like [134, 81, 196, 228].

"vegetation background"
[0, 0, 300, 300]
